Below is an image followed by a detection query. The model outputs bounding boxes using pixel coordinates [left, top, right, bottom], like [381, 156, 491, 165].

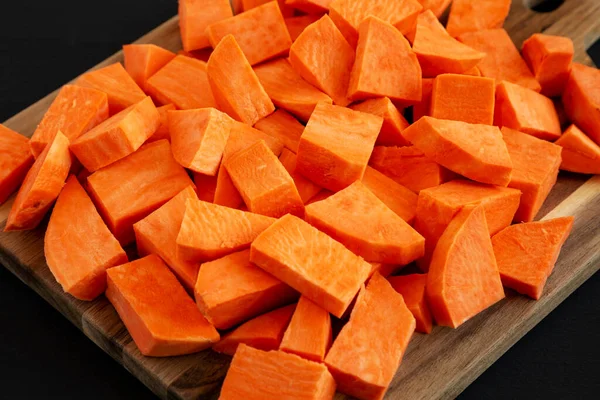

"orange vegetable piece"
[176, 197, 275, 262]
[193, 172, 218, 202]
[280, 296, 331, 362]
[501, 127, 562, 222]
[133, 186, 199, 291]
[495, 80, 561, 141]
[145, 55, 217, 110]
[254, 109, 304, 153]
[219, 344, 336, 400]
[122, 44, 176, 91]
[168, 108, 231, 175]
[350, 97, 410, 147]
[413, 78, 434, 121]
[369, 146, 454, 193]
[427, 204, 505, 328]
[5, 131, 71, 232]
[251, 214, 372, 317]
[30, 85, 108, 158]
[70, 96, 160, 172]
[296, 102, 382, 191]
[76, 62, 146, 115]
[207, 35, 275, 125]
[106, 255, 219, 357]
[306, 181, 424, 264]
[45, 176, 127, 301]
[329, 0, 423, 47]
[417, 0, 452, 18]
[457, 29, 542, 92]
[361, 166, 417, 224]
[207, 2, 292, 66]
[492, 217, 574, 300]
[195, 250, 298, 330]
[285, 15, 321, 42]
[403, 117, 513, 186]
[254, 58, 333, 122]
[178, 0, 233, 51]
[430, 74, 496, 125]
[146, 104, 176, 143]
[0, 125, 34, 205]
[325, 273, 415, 400]
[240, 0, 295, 17]
[388, 274, 433, 334]
[446, 0, 512, 38]
[348, 17, 422, 105]
[414, 179, 521, 271]
[555, 124, 600, 174]
[289, 15, 355, 106]
[412, 10, 485, 78]
[212, 304, 296, 355]
[87, 140, 193, 245]
[286, 0, 331, 14]
[225, 140, 304, 217]
[562, 63, 600, 144]
[279, 149, 322, 204]
[521, 34, 574, 97]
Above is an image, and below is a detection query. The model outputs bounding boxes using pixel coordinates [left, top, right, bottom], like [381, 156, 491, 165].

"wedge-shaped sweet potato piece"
[195, 250, 298, 330]
[403, 117, 513, 186]
[219, 344, 336, 400]
[329, 0, 422, 47]
[306, 181, 424, 264]
[254, 58, 333, 122]
[176, 197, 275, 262]
[70, 96, 160, 172]
[492, 217, 574, 300]
[254, 109, 304, 153]
[348, 17, 422, 105]
[212, 305, 296, 356]
[522, 34, 574, 97]
[296, 102, 382, 191]
[5, 131, 71, 231]
[30, 85, 108, 158]
[413, 10, 485, 77]
[147, 104, 176, 143]
[325, 273, 415, 400]
[562, 63, 600, 144]
[555, 124, 600, 174]
[207, 2, 292, 66]
[178, 0, 233, 51]
[430, 74, 496, 125]
[495, 80, 561, 141]
[168, 108, 231, 175]
[446, 0, 511, 37]
[501, 127, 561, 222]
[87, 140, 193, 245]
[45, 176, 127, 300]
[76, 63, 146, 115]
[225, 140, 304, 217]
[251, 214, 372, 317]
[207, 35, 275, 125]
[413, 78, 434, 121]
[458, 29, 541, 92]
[0, 125, 34, 205]
[133, 186, 199, 291]
[279, 149, 322, 204]
[389, 273, 433, 333]
[350, 97, 410, 147]
[427, 204, 505, 328]
[285, 14, 321, 41]
[280, 296, 332, 362]
[361, 166, 417, 224]
[369, 146, 453, 193]
[289, 15, 355, 106]
[414, 179, 521, 271]
[123, 44, 176, 91]
[417, 0, 452, 18]
[106, 255, 219, 356]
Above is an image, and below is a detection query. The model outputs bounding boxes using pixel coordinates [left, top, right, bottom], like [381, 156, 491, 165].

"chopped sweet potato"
[446, 0, 511, 38]
[361, 166, 418, 224]
[279, 149, 322, 204]
[0, 125, 34, 205]
[178, 0, 233, 51]
[122, 44, 176, 91]
[555, 124, 600, 174]
[388, 274, 433, 333]
[562, 63, 600, 144]
[254, 109, 304, 153]
[350, 97, 410, 147]
[522, 34, 574, 97]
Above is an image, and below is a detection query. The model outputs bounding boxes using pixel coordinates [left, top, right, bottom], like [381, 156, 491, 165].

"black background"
[1, 1, 599, 398]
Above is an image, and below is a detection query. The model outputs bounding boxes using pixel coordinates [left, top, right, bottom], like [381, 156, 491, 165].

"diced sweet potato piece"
[522, 34, 574, 97]
[446, 0, 511, 37]
[361, 166, 417, 224]
[562, 63, 600, 144]
[279, 149, 322, 204]
[122, 44, 176, 91]
[254, 109, 304, 153]
[178, 0, 233, 51]
[555, 124, 600, 174]
[388, 274, 433, 333]
[0, 125, 34, 205]
[350, 97, 410, 147]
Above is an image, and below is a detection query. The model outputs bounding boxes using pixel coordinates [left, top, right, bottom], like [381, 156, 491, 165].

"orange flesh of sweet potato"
[279, 148, 322, 204]
[325, 273, 415, 400]
[446, 0, 512, 38]
[146, 103, 176, 143]
[350, 97, 410, 147]
[388, 273, 433, 333]
[178, 0, 233, 51]
[562, 63, 600, 145]
[361, 166, 418, 224]
[555, 124, 600, 174]
[106, 254, 219, 357]
[254, 109, 304, 153]
[0, 125, 34, 205]
[122, 44, 176, 91]
[285, 15, 322, 42]
[417, 0, 452, 18]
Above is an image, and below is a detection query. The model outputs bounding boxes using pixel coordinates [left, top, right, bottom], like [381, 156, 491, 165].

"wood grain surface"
[1, 1, 599, 399]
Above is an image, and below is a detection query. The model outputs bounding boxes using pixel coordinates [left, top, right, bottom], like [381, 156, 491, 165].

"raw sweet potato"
[254, 109, 304, 153]
[146, 104, 176, 143]
[361, 166, 418, 224]
[122, 44, 176, 91]
[285, 15, 321, 42]
[522, 34, 574, 97]
[178, 0, 233, 51]
[562, 63, 600, 145]
[0, 125, 34, 205]
[350, 97, 410, 147]
[446, 0, 512, 38]
[388, 274, 433, 333]
[555, 124, 600, 174]
[279, 149, 322, 204]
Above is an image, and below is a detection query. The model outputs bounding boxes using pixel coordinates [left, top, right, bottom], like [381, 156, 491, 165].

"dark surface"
[1, 1, 599, 399]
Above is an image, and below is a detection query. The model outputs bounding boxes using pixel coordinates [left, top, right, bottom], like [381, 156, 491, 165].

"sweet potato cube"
[562, 63, 600, 145]
[361, 166, 417, 224]
[123, 44, 176, 91]
[522, 34, 574, 97]
[446, 0, 511, 38]
[350, 97, 410, 147]
[178, 0, 233, 51]
[555, 124, 600, 174]
[254, 109, 304, 153]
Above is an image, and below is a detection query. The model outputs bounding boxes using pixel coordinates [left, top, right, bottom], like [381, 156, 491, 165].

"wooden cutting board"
[1, 1, 599, 399]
